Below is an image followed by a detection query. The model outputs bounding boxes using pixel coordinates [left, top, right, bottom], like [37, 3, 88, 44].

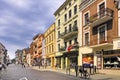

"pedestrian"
[2, 63, 6, 70]
[44, 62, 47, 69]
[75, 64, 78, 77]
[0, 62, 2, 71]
[21, 62, 25, 68]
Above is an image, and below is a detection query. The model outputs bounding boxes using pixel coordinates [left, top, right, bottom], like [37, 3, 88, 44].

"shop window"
[103, 56, 120, 69]
[82, 54, 94, 68]
[70, 57, 78, 68]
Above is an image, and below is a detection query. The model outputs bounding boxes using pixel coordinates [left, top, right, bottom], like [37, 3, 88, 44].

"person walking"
[74, 63, 78, 77]
[2, 63, 6, 70]
[0, 62, 2, 71]
[21, 62, 25, 68]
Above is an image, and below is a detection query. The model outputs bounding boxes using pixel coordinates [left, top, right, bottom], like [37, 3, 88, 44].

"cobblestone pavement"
[0, 64, 79, 80]
[0, 64, 120, 80]
[32, 66, 120, 80]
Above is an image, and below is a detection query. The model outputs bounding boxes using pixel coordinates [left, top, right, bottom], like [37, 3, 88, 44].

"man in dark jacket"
[0, 62, 2, 71]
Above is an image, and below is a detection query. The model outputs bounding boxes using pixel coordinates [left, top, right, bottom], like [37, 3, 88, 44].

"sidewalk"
[31, 66, 120, 80]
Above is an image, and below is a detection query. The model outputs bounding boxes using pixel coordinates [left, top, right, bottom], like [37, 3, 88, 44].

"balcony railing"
[91, 36, 113, 46]
[59, 44, 79, 52]
[60, 26, 78, 39]
[89, 8, 114, 27]
[83, 36, 112, 47]
[59, 46, 66, 52]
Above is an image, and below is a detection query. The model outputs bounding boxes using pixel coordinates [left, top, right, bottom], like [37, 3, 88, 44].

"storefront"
[63, 51, 78, 69]
[82, 53, 94, 68]
[103, 50, 120, 69]
[46, 58, 51, 66]
[55, 56, 62, 68]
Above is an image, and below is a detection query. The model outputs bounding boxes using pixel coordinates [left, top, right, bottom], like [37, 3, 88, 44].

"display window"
[82, 54, 94, 67]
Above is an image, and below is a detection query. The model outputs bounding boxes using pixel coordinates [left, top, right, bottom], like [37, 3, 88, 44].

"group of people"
[0, 62, 7, 71]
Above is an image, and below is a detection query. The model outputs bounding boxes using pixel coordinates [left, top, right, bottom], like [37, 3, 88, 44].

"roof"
[54, 0, 71, 15]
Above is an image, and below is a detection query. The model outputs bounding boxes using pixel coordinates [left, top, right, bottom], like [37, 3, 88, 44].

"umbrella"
[111, 62, 119, 65]
[104, 61, 111, 65]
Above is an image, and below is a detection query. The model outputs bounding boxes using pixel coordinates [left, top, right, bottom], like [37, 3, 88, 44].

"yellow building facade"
[44, 23, 56, 68]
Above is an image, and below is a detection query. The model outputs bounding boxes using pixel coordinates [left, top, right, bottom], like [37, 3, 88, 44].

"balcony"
[59, 44, 79, 52]
[90, 36, 113, 48]
[60, 26, 78, 39]
[89, 8, 114, 27]
[59, 46, 66, 52]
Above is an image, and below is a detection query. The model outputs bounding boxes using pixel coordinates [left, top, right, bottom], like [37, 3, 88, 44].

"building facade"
[44, 23, 56, 68]
[79, 0, 120, 71]
[37, 34, 44, 60]
[54, 0, 81, 69]
[15, 49, 23, 64]
[32, 34, 39, 65]
[22, 48, 30, 66]
[0, 42, 7, 64]
[30, 42, 35, 65]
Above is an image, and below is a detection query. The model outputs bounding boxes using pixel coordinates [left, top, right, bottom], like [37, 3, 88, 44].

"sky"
[0, 0, 65, 59]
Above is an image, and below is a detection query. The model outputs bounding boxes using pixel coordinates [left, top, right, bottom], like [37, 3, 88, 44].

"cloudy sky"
[0, 0, 65, 59]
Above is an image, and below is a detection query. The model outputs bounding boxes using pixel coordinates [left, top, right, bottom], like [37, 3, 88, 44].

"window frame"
[98, 24, 107, 44]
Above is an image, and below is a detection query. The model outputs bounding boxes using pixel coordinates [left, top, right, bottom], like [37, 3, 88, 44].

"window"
[84, 12, 89, 25]
[99, 2, 105, 18]
[85, 33, 89, 45]
[74, 5, 77, 14]
[69, 2, 71, 6]
[74, 38, 77, 44]
[65, 7, 67, 10]
[69, 40, 72, 45]
[49, 46, 51, 53]
[98, 25, 106, 43]
[58, 31, 60, 38]
[64, 14, 67, 22]
[69, 24, 72, 32]
[58, 44, 60, 51]
[69, 10, 72, 18]
[49, 36, 51, 42]
[74, 20, 77, 27]
[58, 19, 60, 26]
[64, 42, 67, 48]
[65, 27, 67, 33]
[52, 45, 54, 52]
[58, 13, 60, 16]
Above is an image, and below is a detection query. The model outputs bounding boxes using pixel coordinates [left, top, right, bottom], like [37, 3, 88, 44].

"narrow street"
[0, 64, 79, 80]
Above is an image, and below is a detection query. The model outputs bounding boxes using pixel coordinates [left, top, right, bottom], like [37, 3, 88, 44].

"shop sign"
[117, 42, 120, 48]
